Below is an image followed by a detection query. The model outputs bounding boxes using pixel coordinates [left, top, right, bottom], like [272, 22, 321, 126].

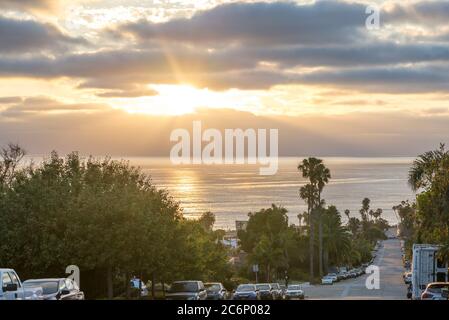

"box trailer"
[411, 244, 449, 300]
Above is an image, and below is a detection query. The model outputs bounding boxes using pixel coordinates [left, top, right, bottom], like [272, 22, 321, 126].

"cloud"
[95, 88, 159, 98]
[1, 1, 449, 94]
[1, 96, 108, 118]
[385, 1, 449, 25]
[119, 1, 369, 46]
[299, 65, 449, 93]
[0, 16, 87, 54]
[0, 0, 57, 13]
[0, 96, 23, 104]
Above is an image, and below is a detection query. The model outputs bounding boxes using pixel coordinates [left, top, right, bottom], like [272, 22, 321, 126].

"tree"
[238, 205, 292, 282]
[0, 150, 231, 298]
[299, 183, 318, 281]
[0, 143, 26, 186]
[344, 209, 350, 220]
[408, 143, 449, 191]
[359, 198, 371, 222]
[198, 211, 216, 231]
[322, 206, 351, 270]
[401, 145, 449, 261]
[347, 217, 361, 236]
[298, 157, 331, 277]
[372, 208, 383, 221]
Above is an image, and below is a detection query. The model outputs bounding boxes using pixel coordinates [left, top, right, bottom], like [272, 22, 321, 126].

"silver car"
[285, 284, 304, 300]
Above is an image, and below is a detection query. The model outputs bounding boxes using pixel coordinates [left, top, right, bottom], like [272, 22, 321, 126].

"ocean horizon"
[130, 156, 415, 230]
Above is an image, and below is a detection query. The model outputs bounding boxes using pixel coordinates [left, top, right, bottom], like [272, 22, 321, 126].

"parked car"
[279, 284, 287, 298]
[403, 272, 412, 285]
[321, 276, 334, 285]
[326, 273, 339, 282]
[0, 268, 42, 300]
[337, 271, 347, 281]
[270, 283, 283, 300]
[284, 284, 304, 300]
[204, 282, 227, 300]
[406, 284, 412, 299]
[232, 284, 260, 300]
[348, 269, 358, 278]
[421, 282, 449, 300]
[165, 281, 207, 300]
[354, 268, 363, 276]
[23, 278, 84, 300]
[256, 283, 274, 300]
[130, 277, 149, 297]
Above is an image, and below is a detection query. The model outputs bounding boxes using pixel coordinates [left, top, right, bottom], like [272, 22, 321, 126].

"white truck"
[411, 244, 449, 300]
[0, 268, 42, 300]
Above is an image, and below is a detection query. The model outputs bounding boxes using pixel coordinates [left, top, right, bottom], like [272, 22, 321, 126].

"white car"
[321, 276, 334, 285]
[284, 284, 304, 300]
[326, 273, 338, 282]
[421, 282, 449, 300]
[0, 268, 42, 300]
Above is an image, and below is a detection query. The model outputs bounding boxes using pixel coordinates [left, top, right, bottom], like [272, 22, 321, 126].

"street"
[305, 238, 407, 300]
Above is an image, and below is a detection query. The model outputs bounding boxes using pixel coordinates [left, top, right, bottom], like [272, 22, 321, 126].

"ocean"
[127, 157, 416, 230]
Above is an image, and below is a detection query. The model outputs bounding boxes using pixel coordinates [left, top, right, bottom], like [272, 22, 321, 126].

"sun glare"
[110, 84, 266, 116]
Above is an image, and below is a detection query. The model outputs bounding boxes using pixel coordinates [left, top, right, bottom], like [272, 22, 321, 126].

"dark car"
[232, 284, 260, 300]
[23, 278, 84, 300]
[256, 283, 274, 300]
[205, 282, 227, 300]
[165, 281, 207, 300]
[270, 283, 283, 300]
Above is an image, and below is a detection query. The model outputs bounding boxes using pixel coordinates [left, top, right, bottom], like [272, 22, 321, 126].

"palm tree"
[299, 183, 318, 282]
[323, 206, 352, 269]
[316, 164, 331, 276]
[347, 217, 361, 236]
[408, 143, 448, 191]
[373, 208, 382, 221]
[344, 209, 350, 220]
[298, 157, 331, 277]
[360, 198, 370, 222]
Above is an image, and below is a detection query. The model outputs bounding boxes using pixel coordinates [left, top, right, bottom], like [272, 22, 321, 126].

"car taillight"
[421, 292, 433, 299]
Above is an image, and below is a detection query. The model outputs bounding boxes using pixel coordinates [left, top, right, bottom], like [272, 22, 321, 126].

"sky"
[0, 0, 449, 156]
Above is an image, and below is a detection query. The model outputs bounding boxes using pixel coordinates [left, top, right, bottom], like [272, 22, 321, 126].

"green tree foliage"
[238, 204, 302, 282]
[0, 149, 231, 298]
[399, 144, 449, 261]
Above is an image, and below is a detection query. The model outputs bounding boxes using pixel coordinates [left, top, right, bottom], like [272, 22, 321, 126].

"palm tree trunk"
[318, 193, 323, 277]
[319, 217, 323, 277]
[309, 213, 314, 283]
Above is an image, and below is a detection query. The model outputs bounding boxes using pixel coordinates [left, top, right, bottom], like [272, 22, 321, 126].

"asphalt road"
[305, 238, 407, 300]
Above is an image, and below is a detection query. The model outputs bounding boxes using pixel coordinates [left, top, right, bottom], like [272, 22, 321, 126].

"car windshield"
[256, 284, 270, 290]
[288, 285, 301, 290]
[205, 284, 221, 292]
[271, 283, 280, 289]
[428, 284, 449, 293]
[24, 281, 59, 295]
[236, 284, 255, 292]
[169, 282, 199, 293]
